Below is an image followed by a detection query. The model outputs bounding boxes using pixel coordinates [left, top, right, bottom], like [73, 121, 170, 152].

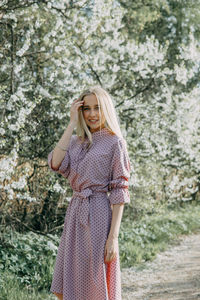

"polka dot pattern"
[47, 127, 131, 300]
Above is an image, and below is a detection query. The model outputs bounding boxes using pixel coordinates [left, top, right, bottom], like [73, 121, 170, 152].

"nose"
[89, 109, 97, 117]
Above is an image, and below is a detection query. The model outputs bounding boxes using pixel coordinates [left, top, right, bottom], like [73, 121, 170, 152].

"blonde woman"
[47, 85, 131, 300]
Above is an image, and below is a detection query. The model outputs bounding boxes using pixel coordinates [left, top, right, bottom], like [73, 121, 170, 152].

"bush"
[0, 229, 59, 292]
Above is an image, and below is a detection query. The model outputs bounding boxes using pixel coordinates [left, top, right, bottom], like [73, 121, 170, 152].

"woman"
[47, 85, 131, 300]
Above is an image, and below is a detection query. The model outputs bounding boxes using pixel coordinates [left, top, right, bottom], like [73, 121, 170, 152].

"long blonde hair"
[76, 85, 124, 146]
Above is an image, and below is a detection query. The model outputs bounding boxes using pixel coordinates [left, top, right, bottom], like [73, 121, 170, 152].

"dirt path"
[121, 231, 200, 300]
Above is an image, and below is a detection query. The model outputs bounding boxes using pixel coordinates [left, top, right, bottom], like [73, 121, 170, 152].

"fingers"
[104, 239, 118, 263]
[104, 256, 116, 263]
[71, 99, 84, 111]
[73, 99, 83, 105]
[104, 251, 117, 263]
[73, 98, 84, 103]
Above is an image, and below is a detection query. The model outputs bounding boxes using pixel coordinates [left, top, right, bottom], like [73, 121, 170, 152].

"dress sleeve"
[47, 135, 76, 178]
[108, 138, 131, 205]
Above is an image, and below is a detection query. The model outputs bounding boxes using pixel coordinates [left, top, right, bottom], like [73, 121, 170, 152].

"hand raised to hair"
[70, 98, 84, 127]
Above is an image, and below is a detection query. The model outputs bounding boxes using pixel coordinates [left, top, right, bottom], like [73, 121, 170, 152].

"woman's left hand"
[104, 236, 118, 263]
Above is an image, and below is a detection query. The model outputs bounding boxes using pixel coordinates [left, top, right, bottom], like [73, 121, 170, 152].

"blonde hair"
[76, 85, 124, 147]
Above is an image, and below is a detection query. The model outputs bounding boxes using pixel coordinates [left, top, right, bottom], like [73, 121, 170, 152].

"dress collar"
[81, 127, 112, 147]
[90, 127, 110, 138]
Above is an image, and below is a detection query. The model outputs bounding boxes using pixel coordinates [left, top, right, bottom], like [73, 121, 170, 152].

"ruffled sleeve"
[47, 135, 76, 178]
[108, 137, 131, 205]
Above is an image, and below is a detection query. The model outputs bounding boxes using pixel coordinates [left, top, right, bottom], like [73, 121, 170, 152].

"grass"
[119, 202, 200, 268]
[0, 271, 55, 300]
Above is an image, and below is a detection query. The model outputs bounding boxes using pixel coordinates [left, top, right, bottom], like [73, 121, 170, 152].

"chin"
[87, 121, 105, 130]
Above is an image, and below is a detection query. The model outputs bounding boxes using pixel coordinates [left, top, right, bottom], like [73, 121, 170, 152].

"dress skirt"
[50, 191, 122, 300]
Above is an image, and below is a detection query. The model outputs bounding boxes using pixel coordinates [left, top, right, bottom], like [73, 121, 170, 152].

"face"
[82, 93, 106, 132]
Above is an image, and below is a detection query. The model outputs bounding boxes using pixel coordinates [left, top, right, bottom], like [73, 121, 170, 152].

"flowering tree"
[0, 0, 199, 233]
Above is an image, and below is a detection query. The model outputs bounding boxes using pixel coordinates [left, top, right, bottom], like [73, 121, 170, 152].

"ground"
[121, 231, 200, 300]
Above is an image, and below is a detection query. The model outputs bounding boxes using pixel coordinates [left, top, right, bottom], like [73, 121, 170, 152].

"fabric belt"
[72, 188, 109, 289]
[72, 188, 107, 228]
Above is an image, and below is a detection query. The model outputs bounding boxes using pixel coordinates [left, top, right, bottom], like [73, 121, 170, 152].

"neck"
[90, 124, 106, 133]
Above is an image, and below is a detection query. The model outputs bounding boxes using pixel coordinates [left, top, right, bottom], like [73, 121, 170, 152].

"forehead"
[83, 94, 98, 106]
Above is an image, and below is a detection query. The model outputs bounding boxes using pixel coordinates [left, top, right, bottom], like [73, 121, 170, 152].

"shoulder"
[70, 134, 86, 147]
[70, 134, 77, 142]
[69, 134, 79, 147]
[110, 135, 127, 149]
[104, 135, 127, 157]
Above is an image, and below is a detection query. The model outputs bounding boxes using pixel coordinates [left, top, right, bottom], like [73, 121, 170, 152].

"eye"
[83, 107, 99, 110]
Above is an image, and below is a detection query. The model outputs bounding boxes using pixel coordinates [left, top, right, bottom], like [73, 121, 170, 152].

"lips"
[89, 120, 98, 124]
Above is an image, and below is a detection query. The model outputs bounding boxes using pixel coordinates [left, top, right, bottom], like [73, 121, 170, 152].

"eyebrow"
[83, 105, 99, 107]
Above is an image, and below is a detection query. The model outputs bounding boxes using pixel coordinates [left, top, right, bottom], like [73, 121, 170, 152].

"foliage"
[0, 229, 59, 291]
[0, 0, 199, 232]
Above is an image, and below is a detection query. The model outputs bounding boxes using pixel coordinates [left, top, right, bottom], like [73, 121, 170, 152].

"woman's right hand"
[70, 98, 84, 126]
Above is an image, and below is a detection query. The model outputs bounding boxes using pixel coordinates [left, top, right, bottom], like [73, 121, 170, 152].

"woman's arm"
[50, 98, 83, 170]
[104, 203, 124, 263]
[108, 203, 124, 239]
[51, 122, 75, 170]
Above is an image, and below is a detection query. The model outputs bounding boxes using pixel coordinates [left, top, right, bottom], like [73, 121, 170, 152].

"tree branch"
[10, 215, 59, 242]
[7, 23, 15, 94]
[87, 62, 102, 85]
[0, 1, 38, 12]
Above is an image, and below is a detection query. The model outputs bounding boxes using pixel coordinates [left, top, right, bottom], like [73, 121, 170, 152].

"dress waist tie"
[72, 187, 109, 289]
[72, 188, 107, 228]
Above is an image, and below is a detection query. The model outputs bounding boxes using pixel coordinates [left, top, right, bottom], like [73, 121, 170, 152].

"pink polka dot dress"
[47, 127, 131, 300]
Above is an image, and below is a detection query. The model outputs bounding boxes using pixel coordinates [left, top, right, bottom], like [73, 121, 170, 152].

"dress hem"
[50, 288, 63, 295]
